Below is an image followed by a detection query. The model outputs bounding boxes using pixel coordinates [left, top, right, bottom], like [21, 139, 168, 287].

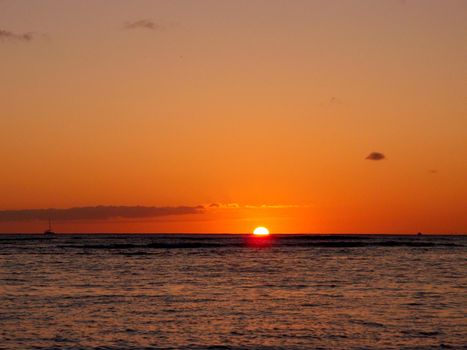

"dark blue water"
[0, 234, 466, 349]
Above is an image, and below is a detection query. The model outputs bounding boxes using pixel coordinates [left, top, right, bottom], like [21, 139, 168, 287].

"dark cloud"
[123, 19, 162, 31]
[0, 29, 35, 42]
[0, 205, 204, 222]
[428, 169, 438, 174]
[366, 152, 386, 161]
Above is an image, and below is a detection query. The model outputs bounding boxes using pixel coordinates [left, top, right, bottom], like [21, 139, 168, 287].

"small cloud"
[207, 203, 308, 210]
[123, 19, 162, 31]
[428, 169, 438, 174]
[366, 152, 386, 161]
[208, 203, 240, 209]
[0, 29, 35, 42]
[329, 97, 343, 105]
[244, 204, 306, 209]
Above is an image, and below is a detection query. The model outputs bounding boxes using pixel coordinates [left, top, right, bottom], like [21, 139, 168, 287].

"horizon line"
[0, 232, 465, 236]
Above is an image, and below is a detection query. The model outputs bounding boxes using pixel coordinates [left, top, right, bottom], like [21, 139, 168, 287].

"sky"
[0, 0, 466, 234]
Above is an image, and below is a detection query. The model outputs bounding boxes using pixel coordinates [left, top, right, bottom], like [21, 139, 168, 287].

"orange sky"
[0, 0, 466, 234]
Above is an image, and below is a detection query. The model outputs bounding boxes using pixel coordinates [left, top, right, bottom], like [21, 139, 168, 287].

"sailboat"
[43, 216, 56, 235]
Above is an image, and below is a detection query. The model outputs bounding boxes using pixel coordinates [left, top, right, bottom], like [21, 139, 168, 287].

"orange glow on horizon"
[0, 2, 466, 234]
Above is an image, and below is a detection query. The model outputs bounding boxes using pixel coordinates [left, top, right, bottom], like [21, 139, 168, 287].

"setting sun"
[253, 227, 270, 236]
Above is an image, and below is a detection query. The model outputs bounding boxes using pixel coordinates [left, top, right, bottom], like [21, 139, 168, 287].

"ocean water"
[0, 234, 465, 350]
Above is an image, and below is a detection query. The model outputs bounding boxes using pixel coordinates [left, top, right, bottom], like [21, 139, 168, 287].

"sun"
[253, 226, 270, 236]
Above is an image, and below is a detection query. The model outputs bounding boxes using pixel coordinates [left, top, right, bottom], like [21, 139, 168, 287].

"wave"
[60, 239, 461, 250]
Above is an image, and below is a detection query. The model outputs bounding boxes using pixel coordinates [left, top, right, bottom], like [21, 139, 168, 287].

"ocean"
[0, 234, 465, 349]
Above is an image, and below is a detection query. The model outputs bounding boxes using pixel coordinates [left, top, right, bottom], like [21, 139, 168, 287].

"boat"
[43, 216, 56, 235]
